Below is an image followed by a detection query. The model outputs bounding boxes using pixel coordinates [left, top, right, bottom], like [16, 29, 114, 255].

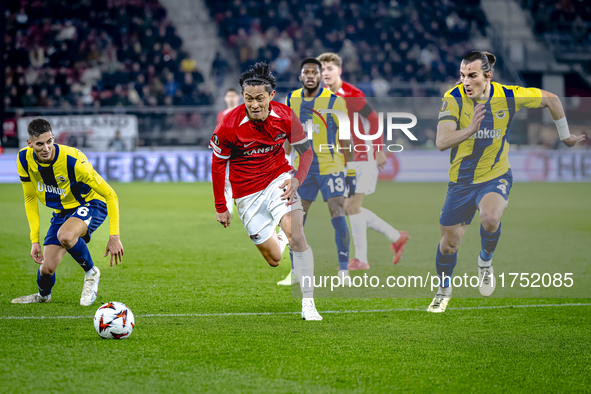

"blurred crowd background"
[2, 0, 591, 149]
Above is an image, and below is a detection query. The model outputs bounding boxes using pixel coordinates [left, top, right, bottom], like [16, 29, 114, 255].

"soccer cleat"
[80, 267, 100, 306]
[478, 257, 495, 297]
[348, 258, 370, 271]
[390, 231, 410, 264]
[277, 271, 299, 286]
[11, 293, 51, 304]
[301, 298, 323, 321]
[427, 289, 452, 313]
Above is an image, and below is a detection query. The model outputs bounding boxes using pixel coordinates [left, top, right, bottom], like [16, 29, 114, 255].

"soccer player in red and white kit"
[210, 62, 322, 320]
[216, 88, 241, 214]
[318, 53, 409, 270]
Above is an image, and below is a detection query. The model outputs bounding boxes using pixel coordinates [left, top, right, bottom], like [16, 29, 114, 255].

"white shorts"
[351, 161, 379, 195]
[235, 172, 303, 245]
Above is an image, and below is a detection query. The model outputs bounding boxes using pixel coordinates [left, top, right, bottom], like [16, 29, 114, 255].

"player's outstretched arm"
[21, 181, 43, 263]
[436, 103, 486, 151]
[539, 90, 586, 147]
[89, 174, 124, 266]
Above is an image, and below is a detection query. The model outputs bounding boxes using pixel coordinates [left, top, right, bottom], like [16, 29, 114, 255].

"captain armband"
[293, 139, 310, 155]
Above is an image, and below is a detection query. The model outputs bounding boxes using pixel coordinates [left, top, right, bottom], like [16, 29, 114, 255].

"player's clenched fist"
[216, 210, 231, 228]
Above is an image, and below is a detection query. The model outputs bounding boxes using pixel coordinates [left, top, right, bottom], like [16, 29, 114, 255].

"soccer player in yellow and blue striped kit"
[12, 119, 124, 306]
[280, 58, 355, 284]
[428, 51, 585, 312]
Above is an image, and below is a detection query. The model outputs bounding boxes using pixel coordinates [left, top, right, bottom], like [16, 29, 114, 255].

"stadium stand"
[519, 0, 591, 67]
[3, 0, 214, 109]
[206, 0, 487, 97]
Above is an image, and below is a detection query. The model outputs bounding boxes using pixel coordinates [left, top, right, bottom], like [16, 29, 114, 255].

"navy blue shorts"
[439, 170, 513, 227]
[44, 200, 108, 246]
[298, 171, 346, 202]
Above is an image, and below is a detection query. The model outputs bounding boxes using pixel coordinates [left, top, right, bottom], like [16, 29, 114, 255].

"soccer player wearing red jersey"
[318, 53, 409, 270]
[210, 63, 322, 320]
[216, 88, 241, 125]
[216, 88, 241, 214]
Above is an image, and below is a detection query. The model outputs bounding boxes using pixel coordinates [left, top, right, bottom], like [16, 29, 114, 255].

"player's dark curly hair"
[462, 51, 496, 76]
[27, 119, 52, 137]
[239, 62, 276, 94]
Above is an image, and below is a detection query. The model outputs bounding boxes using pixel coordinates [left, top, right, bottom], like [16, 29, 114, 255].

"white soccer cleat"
[427, 287, 452, 313]
[11, 293, 51, 304]
[277, 271, 299, 286]
[301, 298, 323, 321]
[478, 257, 495, 297]
[80, 266, 100, 306]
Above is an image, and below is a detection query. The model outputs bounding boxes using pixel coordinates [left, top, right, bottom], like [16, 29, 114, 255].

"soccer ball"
[94, 301, 135, 339]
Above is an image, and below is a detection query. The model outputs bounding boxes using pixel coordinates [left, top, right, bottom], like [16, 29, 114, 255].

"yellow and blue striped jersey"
[17, 144, 119, 242]
[438, 81, 543, 184]
[287, 88, 348, 175]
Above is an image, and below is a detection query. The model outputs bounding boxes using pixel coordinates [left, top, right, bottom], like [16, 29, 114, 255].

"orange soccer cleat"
[347, 258, 370, 271]
[390, 231, 410, 264]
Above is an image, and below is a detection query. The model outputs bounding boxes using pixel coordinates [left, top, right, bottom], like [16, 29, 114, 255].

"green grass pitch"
[1, 182, 590, 393]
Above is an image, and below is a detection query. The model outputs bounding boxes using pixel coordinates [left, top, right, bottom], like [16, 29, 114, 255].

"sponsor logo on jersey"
[37, 182, 67, 197]
[58, 176, 67, 183]
[438, 110, 451, 119]
[470, 128, 503, 140]
[243, 144, 280, 156]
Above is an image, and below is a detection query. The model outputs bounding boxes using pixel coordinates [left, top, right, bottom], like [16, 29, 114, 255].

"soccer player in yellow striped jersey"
[428, 52, 586, 313]
[12, 119, 124, 306]
[282, 58, 355, 282]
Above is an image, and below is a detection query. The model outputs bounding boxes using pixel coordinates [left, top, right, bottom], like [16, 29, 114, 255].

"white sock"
[348, 212, 368, 263]
[438, 286, 452, 296]
[85, 266, 97, 277]
[362, 207, 400, 243]
[277, 229, 289, 253]
[293, 246, 314, 298]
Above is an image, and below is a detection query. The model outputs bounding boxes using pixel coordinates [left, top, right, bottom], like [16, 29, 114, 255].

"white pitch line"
[1, 303, 590, 320]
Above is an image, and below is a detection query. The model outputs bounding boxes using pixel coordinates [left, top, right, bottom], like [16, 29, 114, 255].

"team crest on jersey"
[274, 133, 286, 141]
[58, 176, 67, 183]
[496, 110, 506, 119]
[212, 134, 220, 146]
[440, 101, 448, 112]
[250, 234, 261, 241]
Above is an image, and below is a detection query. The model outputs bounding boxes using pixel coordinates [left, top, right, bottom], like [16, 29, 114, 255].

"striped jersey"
[17, 144, 107, 210]
[287, 88, 348, 175]
[438, 81, 543, 184]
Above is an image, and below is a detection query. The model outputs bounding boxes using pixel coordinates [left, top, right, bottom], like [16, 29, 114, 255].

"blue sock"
[436, 244, 457, 288]
[480, 223, 501, 261]
[331, 216, 350, 271]
[67, 238, 95, 272]
[37, 270, 56, 297]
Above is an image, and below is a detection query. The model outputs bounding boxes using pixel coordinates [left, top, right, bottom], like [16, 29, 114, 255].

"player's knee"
[440, 239, 459, 255]
[40, 265, 55, 276]
[57, 229, 78, 249]
[267, 258, 281, 267]
[480, 211, 501, 232]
